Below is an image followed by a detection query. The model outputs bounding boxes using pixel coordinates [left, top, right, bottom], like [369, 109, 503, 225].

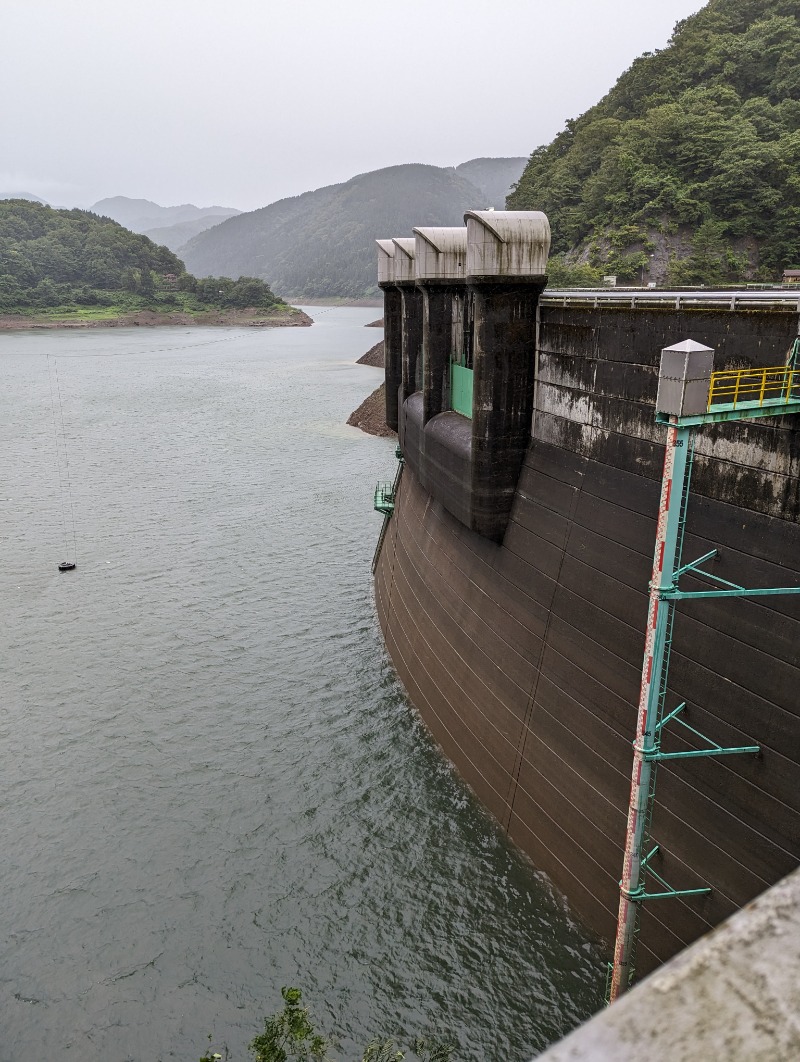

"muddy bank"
[356, 341, 385, 367]
[365, 318, 384, 328]
[349, 338, 391, 437]
[347, 383, 395, 438]
[0, 307, 313, 331]
[284, 297, 383, 308]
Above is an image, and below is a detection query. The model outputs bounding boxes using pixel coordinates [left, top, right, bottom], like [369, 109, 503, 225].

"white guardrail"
[540, 288, 800, 311]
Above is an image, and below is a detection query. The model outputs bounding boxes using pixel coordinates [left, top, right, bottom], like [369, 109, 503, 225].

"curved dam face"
[374, 286, 800, 977]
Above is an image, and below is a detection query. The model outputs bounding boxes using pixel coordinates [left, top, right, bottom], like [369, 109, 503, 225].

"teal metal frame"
[374, 483, 395, 516]
[609, 379, 800, 1003]
[372, 447, 404, 573]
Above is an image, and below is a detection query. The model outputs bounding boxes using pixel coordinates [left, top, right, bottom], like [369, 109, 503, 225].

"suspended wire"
[46, 354, 69, 555]
[54, 358, 78, 563]
[44, 331, 249, 358]
[46, 354, 78, 562]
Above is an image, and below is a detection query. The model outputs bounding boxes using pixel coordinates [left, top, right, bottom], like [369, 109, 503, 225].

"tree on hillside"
[0, 200, 284, 312]
[508, 0, 800, 282]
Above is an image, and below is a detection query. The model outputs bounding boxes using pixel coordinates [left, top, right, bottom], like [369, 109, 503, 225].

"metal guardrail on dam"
[541, 288, 800, 311]
[708, 365, 800, 410]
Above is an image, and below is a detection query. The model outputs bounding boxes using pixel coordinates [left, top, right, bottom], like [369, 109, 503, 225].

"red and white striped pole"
[609, 417, 690, 1001]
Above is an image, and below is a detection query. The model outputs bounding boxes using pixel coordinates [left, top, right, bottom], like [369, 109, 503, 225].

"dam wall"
[374, 287, 800, 975]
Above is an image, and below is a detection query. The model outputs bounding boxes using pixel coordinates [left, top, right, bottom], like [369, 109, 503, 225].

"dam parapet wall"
[536, 300, 800, 520]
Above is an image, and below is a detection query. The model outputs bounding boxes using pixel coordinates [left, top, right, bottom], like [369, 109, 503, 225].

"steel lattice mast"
[609, 338, 800, 1002]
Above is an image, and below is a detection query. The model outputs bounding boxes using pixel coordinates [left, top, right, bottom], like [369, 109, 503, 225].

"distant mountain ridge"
[90, 196, 242, 253]
[454, 158, 526, 208]
[178, 157, 527, 298]
[0, 192, 48, 204]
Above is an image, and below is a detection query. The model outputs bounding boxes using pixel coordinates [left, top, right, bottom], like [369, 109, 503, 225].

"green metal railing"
[374, 483, 395, 516]
[371, 447, 404, 573]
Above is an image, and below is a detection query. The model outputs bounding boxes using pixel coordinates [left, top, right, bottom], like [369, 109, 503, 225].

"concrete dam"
[371, 211, 800, 990]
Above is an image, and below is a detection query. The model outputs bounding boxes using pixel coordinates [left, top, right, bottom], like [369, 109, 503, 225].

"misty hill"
[1, 191, 48, 204]
[141, 216, 239, 253]
[90, 196, 241, 235]
[179, 159, 527, 299]
[455, 158, 526, 209]
[508, 0, 800, 284]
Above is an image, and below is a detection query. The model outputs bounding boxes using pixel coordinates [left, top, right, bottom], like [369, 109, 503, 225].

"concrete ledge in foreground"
[536, 866, 800, 1062]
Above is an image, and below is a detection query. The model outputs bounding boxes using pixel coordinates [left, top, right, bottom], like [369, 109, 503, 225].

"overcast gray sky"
[3, 0, 708, 212]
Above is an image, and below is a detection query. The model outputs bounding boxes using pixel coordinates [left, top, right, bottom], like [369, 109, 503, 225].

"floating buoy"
[58, 561, 77, 572]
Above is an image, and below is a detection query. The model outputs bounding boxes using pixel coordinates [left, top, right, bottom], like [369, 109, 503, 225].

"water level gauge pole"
[609, 416, 691, 1000]
[609, 341, 713, 1001]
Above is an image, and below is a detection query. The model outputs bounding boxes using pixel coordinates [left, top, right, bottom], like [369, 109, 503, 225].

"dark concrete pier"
[376, 239, 402, 433]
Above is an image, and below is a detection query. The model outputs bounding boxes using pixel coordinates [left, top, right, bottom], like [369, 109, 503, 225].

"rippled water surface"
[1, 309, 602, 1062]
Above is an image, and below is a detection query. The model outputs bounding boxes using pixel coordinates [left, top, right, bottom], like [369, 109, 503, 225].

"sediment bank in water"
[347, 382, 395, 438]
[356, 341, 385, 367]
[349, 339, 393, 438]
[0, 307, 313, 330]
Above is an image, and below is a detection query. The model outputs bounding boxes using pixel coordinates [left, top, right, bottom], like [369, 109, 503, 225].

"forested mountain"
[508, 0, 800, 284]
[0, 200, 282, 314]
[180, 159, 526, 298]
[0, 200, 182, 308]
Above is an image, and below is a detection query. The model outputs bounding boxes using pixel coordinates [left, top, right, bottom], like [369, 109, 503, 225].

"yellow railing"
[707, 366, 800, 410]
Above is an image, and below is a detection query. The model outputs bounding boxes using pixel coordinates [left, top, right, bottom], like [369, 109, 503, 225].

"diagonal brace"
[644, 702, 760, 761]
[619, 845, 712, 902]
[673, 549, 718, 579]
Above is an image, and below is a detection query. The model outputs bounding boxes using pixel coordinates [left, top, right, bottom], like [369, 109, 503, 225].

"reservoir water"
[1, 308, 602, 1062]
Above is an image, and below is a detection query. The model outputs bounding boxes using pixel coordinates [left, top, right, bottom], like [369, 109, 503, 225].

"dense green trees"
[200, 987, 455, 1062]
[508, 0, 800, 283]
[0, 200, 283, 312]
[180, 273, 283, 309]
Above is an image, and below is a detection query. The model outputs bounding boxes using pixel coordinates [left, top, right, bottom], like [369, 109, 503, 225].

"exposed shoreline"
[284, 297, 383, 308]
[348, 337, 395, 438]
[356, 340, 384, 367]
[0, 307, 313, 331]
[347, 382, 395, 438]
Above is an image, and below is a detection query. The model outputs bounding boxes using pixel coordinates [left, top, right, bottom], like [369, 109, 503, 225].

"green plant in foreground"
[362, 1038, 455, 1062]
[249, 987, 330, 1061]
[201, 987, 455, 1062]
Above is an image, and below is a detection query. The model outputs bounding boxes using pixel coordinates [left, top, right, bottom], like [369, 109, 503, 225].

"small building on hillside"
[782, 269, 800, 285]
